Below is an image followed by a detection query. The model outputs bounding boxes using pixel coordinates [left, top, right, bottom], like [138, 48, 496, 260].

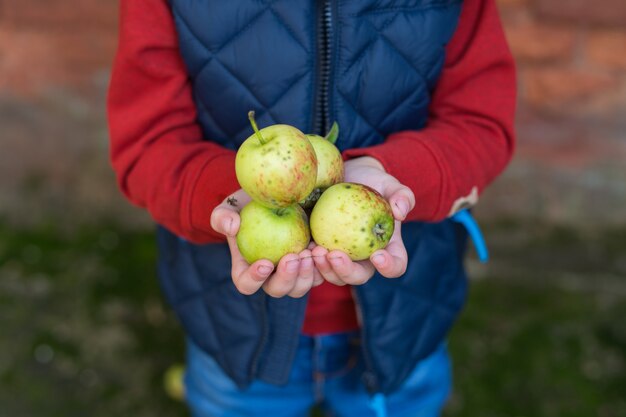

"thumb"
[210, 190, 250, 237]
[210, 207, 240, 237]
[383, 182, 415, 221]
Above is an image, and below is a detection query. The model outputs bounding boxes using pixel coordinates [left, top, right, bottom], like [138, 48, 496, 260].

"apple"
[163, 364, 185, 401]
[237, 200, 311, 265]
[310, 183, 394, 261]
[300, 122, 344, 209]
[235, 111, 317, 208]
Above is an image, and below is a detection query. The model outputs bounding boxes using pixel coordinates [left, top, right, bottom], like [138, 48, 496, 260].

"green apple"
[236, 112, 317, 208]
[301, 122, 344, 209]
[237, 200, 310, 265]
[310, 183, 394, 261]
[163, 364, 185, 401]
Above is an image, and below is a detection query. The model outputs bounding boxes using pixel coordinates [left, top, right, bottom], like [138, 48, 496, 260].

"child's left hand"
[311, 156, 415, 286]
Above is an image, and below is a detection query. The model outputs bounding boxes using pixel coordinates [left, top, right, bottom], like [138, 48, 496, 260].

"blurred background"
[0, 0, 624, 416]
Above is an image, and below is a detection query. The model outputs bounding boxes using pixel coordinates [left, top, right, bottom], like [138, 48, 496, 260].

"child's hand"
[210, 189, 323, 298]
[312, 156, 415, 286]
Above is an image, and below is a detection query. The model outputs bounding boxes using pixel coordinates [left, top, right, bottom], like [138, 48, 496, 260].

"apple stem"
[325, 122, 339, 144]
[248, 111, 268, 145]
[373, 224, 386, 239]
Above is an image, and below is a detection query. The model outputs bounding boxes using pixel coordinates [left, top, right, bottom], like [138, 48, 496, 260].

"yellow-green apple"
[235, 111, 317, 208]
[301, 122, 344, 209]
[163, 364, 185, 402]
[236, 200, 311, 265]
[310, 183, 394, 261]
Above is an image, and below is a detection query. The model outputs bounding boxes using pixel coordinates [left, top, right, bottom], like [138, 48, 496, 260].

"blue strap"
[369, 393, 388, 417]
[451, 209, 489, 263]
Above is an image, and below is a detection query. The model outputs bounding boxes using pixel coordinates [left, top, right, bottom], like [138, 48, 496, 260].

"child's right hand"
[210, 189, 323, 298]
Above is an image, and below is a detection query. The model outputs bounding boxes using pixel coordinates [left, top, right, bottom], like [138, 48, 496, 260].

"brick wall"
[502, 0, 626, 121]
[0, 0, 118, 95]
[0, 0, 624, 226]
[0, 0, 142, 226]
[484, 0, 626, 224]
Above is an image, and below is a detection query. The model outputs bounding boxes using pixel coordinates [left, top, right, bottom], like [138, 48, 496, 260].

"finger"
[307, 241, 326, 285]
[288, 250, 315, 298]
[210, 207, 240, 237]
[210, 190, 252, 236]
[312, 270, 325, 287]
[262, 253, 301, 298]
[370, 221, 408, 278]
[327, 251, 376, 286]
[308, 244, 325, 286]
[382, 181, 416, 221]
[226, 236, 273, 294]
[311, 245, 345, 286]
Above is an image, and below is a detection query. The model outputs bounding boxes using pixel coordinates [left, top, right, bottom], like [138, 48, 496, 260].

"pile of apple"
[235, 112, 394, 265]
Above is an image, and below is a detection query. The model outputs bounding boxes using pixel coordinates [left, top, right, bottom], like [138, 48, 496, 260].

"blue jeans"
[185, 332, 451, 417]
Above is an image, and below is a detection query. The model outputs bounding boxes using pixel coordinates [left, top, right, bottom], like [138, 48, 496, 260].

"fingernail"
[329, 257, 344, 266]
[286, 259, 299, 273]
[222, 218, 232, 235]
[257, 265, 272, 277]
[372, 254, 385, 266]
[396, 200, 409, 219]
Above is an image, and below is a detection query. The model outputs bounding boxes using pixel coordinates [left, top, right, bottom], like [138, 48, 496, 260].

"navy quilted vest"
[159, 0, 467, 394]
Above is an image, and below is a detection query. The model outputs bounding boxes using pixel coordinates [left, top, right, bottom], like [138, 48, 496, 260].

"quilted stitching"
[173, 0, 313, 141]
[262, 0, 309, 52]
[230, 72, 310, 139]
[175, 9, 306, 105]
[353, 0, 464, 17]
[335, 3, 461, 145]
[339, 12, 403, 78]
[336, 91, 385, 138]
[194, 97, 229, 139]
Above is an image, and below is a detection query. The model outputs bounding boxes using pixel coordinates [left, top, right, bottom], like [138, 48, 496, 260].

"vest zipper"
[317, 1, 379, 393]
[352, 287, 381, 394]
[315, 0, 333, 135]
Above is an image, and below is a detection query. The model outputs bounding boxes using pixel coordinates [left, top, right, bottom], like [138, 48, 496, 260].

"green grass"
[0, 223, 186, 417]
[445, 280, 626, 417]
[0, 221, 624, 417]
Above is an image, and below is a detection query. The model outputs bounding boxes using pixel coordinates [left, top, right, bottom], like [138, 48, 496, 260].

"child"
[108, 0, 515, 415]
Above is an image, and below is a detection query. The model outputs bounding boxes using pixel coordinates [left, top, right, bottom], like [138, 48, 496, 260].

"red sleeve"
[344, 0, 516, 222]
[107, 0, 239, 243]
